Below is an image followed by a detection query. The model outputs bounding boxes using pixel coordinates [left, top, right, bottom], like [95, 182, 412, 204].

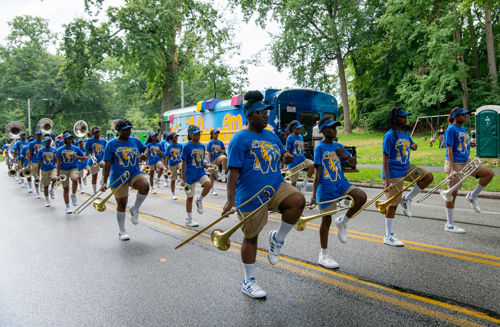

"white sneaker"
[383, 233, 404, 247]
[65, 207, 73, 214]
[171, 194, 177, 200]
[335, 217, 348, 243]
[130, 208, 139, 225]
[241, 278, 267, 299]
[80, 189, 85, 194]
[185, 218, 199, 227]
[195, 197, 204, 214]
[118, 231, 130, 241]
[17, 179, 21, 184]
[466, 193, 481, 213]
[28, 187, 33, 193]
[164, 182, 169, 188]
[21, 183, 26, 188]
[210, 189, 218, 196]
[35, 194, 41, 199]
[45, 201, 50, 207]
[268, 230, 284, 265]
[49, 189, 55, 199]
[445, 224, 466, 233]
[400, 196, 412, 218]
[150, 187, 157, 194]
[71, 194, 78, 206]
[221, 175, 227, 183]
[300, 181, 307, 195]
[318, 253, 340, 269]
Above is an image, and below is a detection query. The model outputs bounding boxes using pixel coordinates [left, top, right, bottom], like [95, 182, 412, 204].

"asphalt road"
[1, 165, 500, 327]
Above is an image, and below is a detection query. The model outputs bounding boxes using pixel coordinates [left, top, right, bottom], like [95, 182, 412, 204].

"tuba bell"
[73, 120, 88, 138]
[19, 167, 33, 178]
[37, 118, 54, 135]
[6, 121, 25, 139]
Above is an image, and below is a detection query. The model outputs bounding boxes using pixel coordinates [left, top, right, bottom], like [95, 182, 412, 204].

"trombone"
[164, 170, 173, 178]
[142, 164, 151, 174]
[53, 175, 67, 189]
[34, 175, 41, 187]
[204, 165, 219, 175]
[19, 167, 33, 178]
[183, 184, 192, 193]
[175, 186, 276, 251]
[295, 195, 354, 231]
[283, 161, 307, 181]
[74, 171, 130, 214]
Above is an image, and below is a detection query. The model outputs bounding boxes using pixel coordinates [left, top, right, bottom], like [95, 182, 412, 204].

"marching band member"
[222, 91, 305, 299]
[285, 120, 314, 194]
[443, 107, 494, 233]
[37, 136, 58, 207]
[2, 139, 11, 167]
[13, 131, 29, 185]
[160, 132, 170, 186]
[308, 117, 367, 268]
[28, 130, 44, 198]
[20, 136, 35, 191]
[77, 139, 90, 194]
[382, 108, 434, 246]
[56, 132, 88, 214]
[165, 133, 182, 200]
[180, 125, 212, 227]
[145, 132, 164, 194]
[102, 119, 150, 241]
[85, 126, 107, 194]
[207, 129, 228, 195]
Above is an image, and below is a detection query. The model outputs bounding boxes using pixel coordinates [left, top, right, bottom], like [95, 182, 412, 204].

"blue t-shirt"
[77, 147, 90, 170]
[286, 134, 306, 169]
[382, 130, 414, 179]
[57, 140, 65, 148]
[181, 141, 207, 185]
[445, 124, 470, 163]
[146, 142, 163, 165]
[103, 137, 147, 188]
[14, 140, 30, 160]
[207, 139, 226, 162]
[85, 137, 107, 162]
[21, 146, 30, 167]
[166, 143, 183, 166]
[37, 147, 57, 171]
[227, 129, 286, 212]
[160, 140, 170, 158]
[29, 140, 44, 164]
[56, 145, 85, 170]
[313, 141, 353, 210]
[2, 144, 7, 151]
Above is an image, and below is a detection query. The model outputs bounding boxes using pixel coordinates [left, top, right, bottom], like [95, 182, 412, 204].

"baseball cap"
[245, 101, 273, 117]
[319, 117, 341, 131]
[189, 127, 201, 134]
[210, 129, 220, 136]
[451, 108, 471, 119]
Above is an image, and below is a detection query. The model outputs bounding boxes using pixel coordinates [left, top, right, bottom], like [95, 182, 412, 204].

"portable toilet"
[475, 105, 500, 158]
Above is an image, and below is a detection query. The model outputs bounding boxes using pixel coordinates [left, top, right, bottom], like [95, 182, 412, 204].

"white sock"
[404, 184, 423, 201]
[470, 184, 485, 199]
[243, 263, 255, 281]
[320, 248, 328, 256]
[92, 184, 97, 193]
[446, 208, 454, 225]
[385, 218, 394, 236]
[275, 221, 294, 243]
[197, 195, 205, 201]
[222, 171, 226, 177]
[303, 176, 310, 185]
[187, 212, 192, 219]
[28, 180, 32, 188]
[45, 196, 49, 202]
[66, 204, 70, 209]
[340, 214, 350, 225]
[132, 193, 147, 211]
[172, 192, 175, 196]
[35, 187, 40, 194]
[117, 211, 126, 232]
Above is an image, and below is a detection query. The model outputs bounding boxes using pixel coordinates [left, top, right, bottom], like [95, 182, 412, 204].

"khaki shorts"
[148, 161, 164, 172]
[31, 163, 39, 174]
[41, 169, 57, 187]
[386, 164, 430, 207]
[444, 160, 483, 189]
[17, 160, 22, 169]
[288, 159, 313, 183]
[168, 163, 181, 180]
[60, 169, 78, 188]
[185, 175, 210, 198]
[113, 173, 147, 198]
[78, 169, 85, 178]
[90, 163, 101, 175]
[211, 155, 226, 167]
[237, 182, 301, 238]
[319, 185, 357, 214]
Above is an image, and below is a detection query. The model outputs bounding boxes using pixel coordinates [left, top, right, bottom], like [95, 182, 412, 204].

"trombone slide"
[283, 161, 307, 181]
[295, 195, 354, 232]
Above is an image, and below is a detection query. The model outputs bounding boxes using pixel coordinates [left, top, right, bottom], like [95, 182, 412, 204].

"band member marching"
[77, 139, 90, 194]
[308, 117, 367, 268]
[160, 132, 170, 187]
[207, 129, 228, 195]
[102, 119, 150, 241]
[28, 130, 45, 198]
[443, 107, 494, 233]
[20, 136, 35, 191]
[180, 125, 212, 227]
[222, 91, 305, 299]
[286, 120, 314, 194]
[37, 136, 58, 207]
[382, 108, 434, 246]
[165, 133, 182, 200]
[85, 126, 107, 194]
[145, 132, 164, 194]
[13, 131, 29, 185]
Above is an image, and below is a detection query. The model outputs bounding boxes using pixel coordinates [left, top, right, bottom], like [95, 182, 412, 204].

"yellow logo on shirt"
[293, 140, 304, 157]
[150, 145, 160, 157]
[395, 139, 410, 164]
[61, 149, 76, 164]
[250, 140, 281, 174]
[191, 149, 205, 168]
[457, 132, 470, 154]
[322, 151, 342, 182]
[211, 144, 222, 156]
[169, 148, 181, 161]
[42, 152, 55, 165]
[116, 147, 140, 167]
[93, 143, 104, 157]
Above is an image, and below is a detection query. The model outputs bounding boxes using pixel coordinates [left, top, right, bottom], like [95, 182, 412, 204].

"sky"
[0, 0, 296, 92]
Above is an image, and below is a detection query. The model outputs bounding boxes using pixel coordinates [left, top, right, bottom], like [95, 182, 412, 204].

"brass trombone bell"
[295, 195, 354, 232]
[142, 165, 151, 174]
[19, 167, 33, 178]
[204, 165, 219, 174]
[183, 184, 192, 193]
[73, 120, 88, 138]
[164, 170, 173, 177]
[53, 174, 67, 189]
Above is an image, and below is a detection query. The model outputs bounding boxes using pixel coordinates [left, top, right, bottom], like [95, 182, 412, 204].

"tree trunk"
[453, 27, 469, 110]
[485, 8, 497, 89]
[336, 52, 352, 134]
[467, 9, 481, 80]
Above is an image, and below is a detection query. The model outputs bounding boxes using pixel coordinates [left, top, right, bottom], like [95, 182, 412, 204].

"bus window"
[280, 110, 296, 128]
[323, 112, 336, 120]
[299, 112, 320, 130]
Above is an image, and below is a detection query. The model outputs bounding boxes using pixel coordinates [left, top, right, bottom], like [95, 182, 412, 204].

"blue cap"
[210, 129, 220, 136]
[92, 127, 101, 133]
[118, 124, 132, 130]
[189, 127, 201, 134]
[451, 108, 471, 119]
[43, 136, 51, 142]
[149, 131, 158, 137]
[77, 139, 84, 143]
[20, 132, 26, 136]
[245, 101, 273, 117]
[171, 133, 179, 138]
[34, 130, 42, 135]
[291, 122, 303, 129]
[63, 132, 73, 139]
[319, 117, 341, 131]
[28, 136, 35, 141]
[51, 132, 56, 136]
[392, 108, 412, 118]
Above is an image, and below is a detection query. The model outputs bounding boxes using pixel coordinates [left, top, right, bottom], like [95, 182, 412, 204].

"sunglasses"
[256, 110, 270, 117]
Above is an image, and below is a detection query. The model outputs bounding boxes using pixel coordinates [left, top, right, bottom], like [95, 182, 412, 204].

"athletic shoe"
[156, 178, 160, 188]
[118, 231, 130, 241]
[45, 201, 50, 207]
[241, 278, 267, 299]
[221, 175, 227, 183]
[466, 193, 481, 213]
[150, 187, 157, 194]
[445, 224, 466, 234]
[383, 233, 404, 247]
[80, 189, 85, 194]
[49, 189, 55, 199]
[300, 181, 307, 195]
[195, 197, 204, 214]
[21, 183, 26, 188]
[65, 207, 73, 214]
[210, 189, 218, 196]
[185, 218, 199, 227]
[171, 194, 177, 200]
[28, 187, 33, 193]
[400, 197, 412, 218]
[71, 194, 78, 206]
[35, 194, 41, 199]
[335, 217, 348, 243]
[164, 182, 169, 188]
[130, 208, 139, 225]
[318, 253, 340, 269]
[17, 179, 21, 184]
[268, 230, 284, 265]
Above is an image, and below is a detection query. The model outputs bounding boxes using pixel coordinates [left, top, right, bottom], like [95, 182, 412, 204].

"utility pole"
[28, 99, 31, 135]
[181, 80, 185, 108]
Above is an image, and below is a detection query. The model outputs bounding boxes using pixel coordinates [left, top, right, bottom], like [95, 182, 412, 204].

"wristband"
[310, 197, 317, 202]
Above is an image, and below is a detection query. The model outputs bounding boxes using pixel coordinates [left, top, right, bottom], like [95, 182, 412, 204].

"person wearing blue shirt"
[180, 125, 212, 227]
[165, 133, 182, 200]
[103, 119, 150, 241]
[76, 139, 90, 194]
[28, 130, 45, 198]
[222, 91, 305, 299]
[13, 132, 30, 184]
[56, 133, 88, 214]
[382, 108, 433, 247]
[160, 133, 170, 187]
[37, 136, 58, 207]
[86, 126, 108, 194]
[308, 117, 367, 269]
[145, 132, 164, 194]
[207, 129, 227, 195]
[443, 107, 494, 233]
[285, 120, 314, 194]
[20, 136, 34, 190]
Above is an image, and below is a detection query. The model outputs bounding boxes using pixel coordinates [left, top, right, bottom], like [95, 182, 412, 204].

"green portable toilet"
[475, 105, 500, 158]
